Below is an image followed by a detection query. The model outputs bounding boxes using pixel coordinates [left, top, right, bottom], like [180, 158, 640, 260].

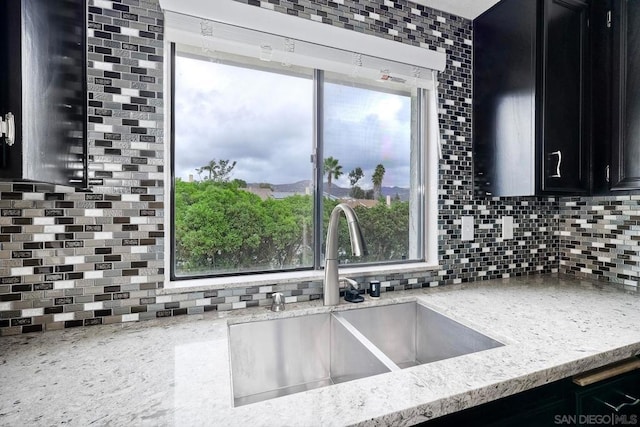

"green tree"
[174, 180, 265, 272]
[174, 177, 411, 275]
[349, 185, 367, 199]
[196, 159, 237, 182]
[348, 167, 363, 187]
[354, 201, 409, 260]
[323, 156, 343, 197]
[348, 167, 367, 199]
[262, 195, 313, 268]
[232, 178, 247, 188]
[174, 180, 314, 274]
[324, 198, 409, 263]
[372, 163, 386, 200]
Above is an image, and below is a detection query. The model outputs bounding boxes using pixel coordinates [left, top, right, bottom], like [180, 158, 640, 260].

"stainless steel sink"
[228, 301, 503, 406]
[339, 302, 504, 368]
[228, 313, 392, 407]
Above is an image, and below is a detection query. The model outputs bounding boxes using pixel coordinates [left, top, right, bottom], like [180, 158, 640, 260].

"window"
[322, 75, 423, 265]
[170, 45, 430, 280]
[162, 5, 444, 283]
[172, 50, 315, 277]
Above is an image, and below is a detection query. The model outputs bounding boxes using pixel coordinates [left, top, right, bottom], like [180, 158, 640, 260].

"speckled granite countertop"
[1, 274, 640, 426]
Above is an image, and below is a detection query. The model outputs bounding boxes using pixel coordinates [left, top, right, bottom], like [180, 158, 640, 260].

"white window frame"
[161, 0, 441, 290]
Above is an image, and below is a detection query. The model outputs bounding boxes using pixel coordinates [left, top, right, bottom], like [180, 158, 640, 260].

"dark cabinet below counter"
[575, 370, 640, 422]
[421, 357, 640, 427]
[0, 0, 87, 188]
[473, 0, 591, 197]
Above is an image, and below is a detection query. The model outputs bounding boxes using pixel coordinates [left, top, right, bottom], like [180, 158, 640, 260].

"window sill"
[158, 262, 440, 295]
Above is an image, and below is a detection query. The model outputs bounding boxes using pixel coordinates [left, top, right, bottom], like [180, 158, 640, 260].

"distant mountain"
[381, 186, 410, 201]
[248, 180, 410, 201]
[318, 183, 410, 201]
[271, 180, 312, 193]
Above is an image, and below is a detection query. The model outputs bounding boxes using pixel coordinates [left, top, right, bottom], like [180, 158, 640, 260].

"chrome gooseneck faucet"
[323, 203, 367, 306]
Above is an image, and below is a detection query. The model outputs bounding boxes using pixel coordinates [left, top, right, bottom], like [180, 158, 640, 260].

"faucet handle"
[341, 278, 365, 303]
[270, 292, 285, 312]
[339, 277, 359, 290]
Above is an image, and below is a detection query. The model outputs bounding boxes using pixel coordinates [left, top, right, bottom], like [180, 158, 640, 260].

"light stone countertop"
[1, 274, 640, 426]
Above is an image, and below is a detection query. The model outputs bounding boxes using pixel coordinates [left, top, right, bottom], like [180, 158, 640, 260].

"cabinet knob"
[0, 112, 15, 146]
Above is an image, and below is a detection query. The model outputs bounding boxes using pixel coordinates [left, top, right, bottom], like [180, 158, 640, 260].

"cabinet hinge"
[607, 10, 612, 28]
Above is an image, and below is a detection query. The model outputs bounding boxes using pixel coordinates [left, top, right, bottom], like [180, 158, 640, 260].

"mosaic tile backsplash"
[559, 196, 640, 291]
[0, 0, 564, 336]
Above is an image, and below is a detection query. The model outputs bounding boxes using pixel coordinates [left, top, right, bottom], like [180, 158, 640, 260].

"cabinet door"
[540, 0, 590, 194]
[0, 0, 21, 173]
[0, 0, 87, 187]
[473, 0, 537, 197]
[575, 370, 640, 425]
[611, 0, 640, 190]
[591, 0, 613, 194]
[419, 378, 572, 426]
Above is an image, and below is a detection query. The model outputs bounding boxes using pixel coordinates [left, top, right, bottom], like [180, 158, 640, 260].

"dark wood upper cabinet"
[0, 0, 87, 188]
[590, 0, 613, 194]
[541, 0, 591, 194]
[473, 0, 590, 196]
[610, 0, 640, 190]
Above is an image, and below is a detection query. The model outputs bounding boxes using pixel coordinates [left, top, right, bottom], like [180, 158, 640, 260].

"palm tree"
[323, 156, 343, 197]
[372, 163, 385, 200]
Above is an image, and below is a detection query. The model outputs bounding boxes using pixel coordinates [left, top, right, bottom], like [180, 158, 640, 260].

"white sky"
[174, 54, 412, 189]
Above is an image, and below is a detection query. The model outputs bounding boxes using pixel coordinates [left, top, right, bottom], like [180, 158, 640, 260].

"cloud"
[174, 57, 313, 183]
[323, 83, 411, 188]
[173, 55, 412, 188]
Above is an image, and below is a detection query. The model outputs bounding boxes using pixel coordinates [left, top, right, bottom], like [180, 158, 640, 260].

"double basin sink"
[228, 301, 503, 407]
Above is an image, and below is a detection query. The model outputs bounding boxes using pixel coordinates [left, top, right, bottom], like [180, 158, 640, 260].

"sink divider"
[331, 312, 402, 373]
